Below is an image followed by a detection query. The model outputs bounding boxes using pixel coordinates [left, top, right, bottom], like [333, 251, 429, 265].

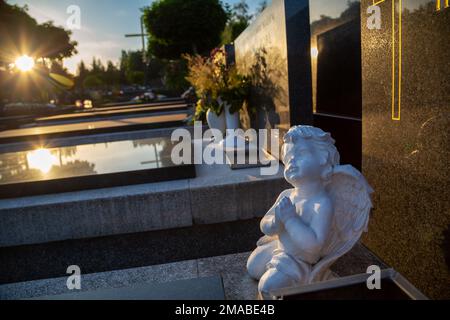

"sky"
[8, 0, 431, 74]
[8, 0, 268, 73]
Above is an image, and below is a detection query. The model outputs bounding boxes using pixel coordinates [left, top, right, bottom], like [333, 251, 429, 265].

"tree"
[257, 1, 268, 14]
[83, 74, 104, 89]
[75, 61, 88, 89]
[105, 61, 121, 87]
[34, 22, 77, 60]
[50, 60, 70, 77]
[90, 57, 105, 74]
[221, 0, 252, 44]
[126, 71, 145, 85]
[119, 50, 147, 85]
[0, 0, 77, 64]
[143, 0, 228, 59]
[120, 50, 145, 72]
[0, 0, 38, 63]
[0, 0, 77, 105]
[231, 0, 252, 22]
[147, 58, 165, 81]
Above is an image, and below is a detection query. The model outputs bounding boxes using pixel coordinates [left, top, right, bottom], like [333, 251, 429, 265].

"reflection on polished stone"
[308, 0, 363, 169]
[0, 136, 179, 185]
[234, 0, 313, 156]
[0, 113, 188, 144]
[309, 0, 361, 117]
[26, 148, 59, 174]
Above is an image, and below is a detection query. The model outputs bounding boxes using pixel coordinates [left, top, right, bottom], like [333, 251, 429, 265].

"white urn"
[206, 108, 226, 141]
[224, 102, 240, 130]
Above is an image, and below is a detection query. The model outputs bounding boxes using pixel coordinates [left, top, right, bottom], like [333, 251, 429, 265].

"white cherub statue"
[247, 125, 373, 299]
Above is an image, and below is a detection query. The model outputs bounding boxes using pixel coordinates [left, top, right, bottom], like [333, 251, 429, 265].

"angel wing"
[309, 164, 373, 283]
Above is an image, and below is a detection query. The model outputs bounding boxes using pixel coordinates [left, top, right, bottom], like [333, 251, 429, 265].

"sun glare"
[26, 148, 59, 174]
[15, 55, 35, 72]
[311, 47, 319, 59]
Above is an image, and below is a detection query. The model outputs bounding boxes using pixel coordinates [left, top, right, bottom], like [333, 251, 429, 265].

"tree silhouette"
[222, 0, 252, 44]
[143, 0, 228, 59]
[0, 0, 77, 64]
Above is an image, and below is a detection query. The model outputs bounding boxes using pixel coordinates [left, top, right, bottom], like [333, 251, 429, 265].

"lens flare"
[15, 55, 35, 72]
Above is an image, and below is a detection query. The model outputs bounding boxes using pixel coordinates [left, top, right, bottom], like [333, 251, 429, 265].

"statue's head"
[281, 126, 340, 186]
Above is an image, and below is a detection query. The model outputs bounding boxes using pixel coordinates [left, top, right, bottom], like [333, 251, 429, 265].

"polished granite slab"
[234, 0, 313, 155]
[34, 103, 189, 125]
[309, 0, 362, 169]
[0, 113, 188, 144]
[100, 97, 185, 108]
[0, 136, 195, 198]
[35, 276, 225, 300]
[360, 0, 450, 299]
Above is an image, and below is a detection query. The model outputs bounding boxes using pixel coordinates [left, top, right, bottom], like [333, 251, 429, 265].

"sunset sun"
[14, 55, 35, 72]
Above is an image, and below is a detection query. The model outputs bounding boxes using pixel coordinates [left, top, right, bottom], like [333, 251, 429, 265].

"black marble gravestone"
[234, 0, 449, 299]
[234, 0, 313, 153]
[234, 0, 363, 168]
[360, 0, 450, 299]
[0, 112, 188, 144]
[309, 0, 363, 169]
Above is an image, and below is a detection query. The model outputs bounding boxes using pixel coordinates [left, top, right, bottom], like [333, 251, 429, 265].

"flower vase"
[206, 109, 226, 142]
[224, 102, 240, 130]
